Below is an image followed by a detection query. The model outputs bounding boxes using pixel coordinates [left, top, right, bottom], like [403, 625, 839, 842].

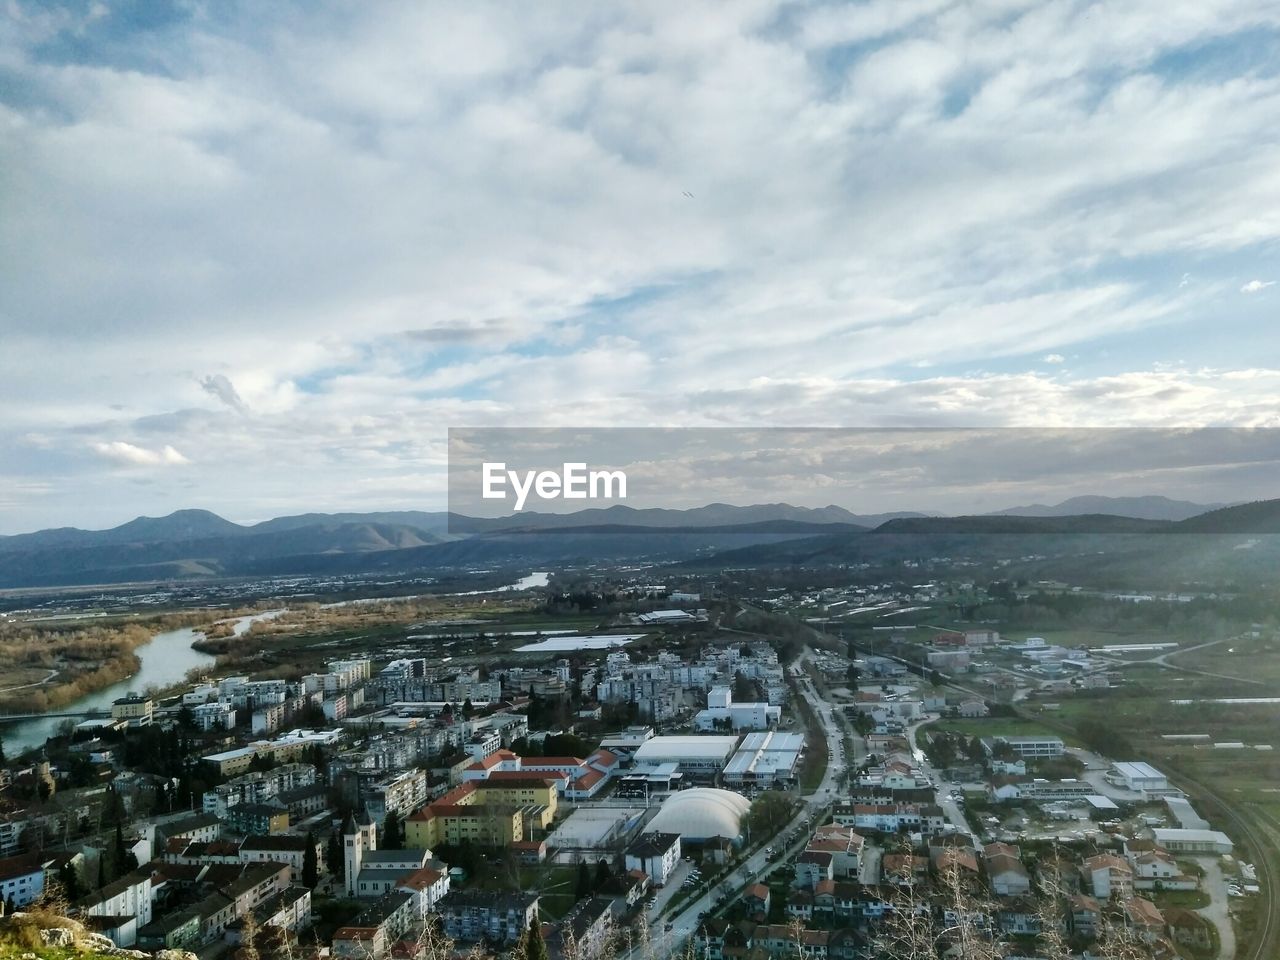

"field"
[934, 716, 1077, 744]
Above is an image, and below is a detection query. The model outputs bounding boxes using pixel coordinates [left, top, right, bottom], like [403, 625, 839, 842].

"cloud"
[4, 1, 1280, 528]
[1241, 280, 1275, 293]
[199, 374, 248, 413]
[401, 320, 512, 343]
[91, 441, 190, 467]
[1043, 354, 1066, 364]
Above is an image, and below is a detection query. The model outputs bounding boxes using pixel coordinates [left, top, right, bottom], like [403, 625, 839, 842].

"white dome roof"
[642, 787, 750, 841]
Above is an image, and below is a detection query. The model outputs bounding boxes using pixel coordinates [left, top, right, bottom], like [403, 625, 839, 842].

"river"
[0, 611, 279, 755]
[0, 575, 544, 754]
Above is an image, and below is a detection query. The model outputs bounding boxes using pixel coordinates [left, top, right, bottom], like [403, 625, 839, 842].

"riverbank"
[0, 609, 238, 715]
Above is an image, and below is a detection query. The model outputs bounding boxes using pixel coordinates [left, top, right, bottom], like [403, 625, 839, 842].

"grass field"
[934, 716, 1078, 744]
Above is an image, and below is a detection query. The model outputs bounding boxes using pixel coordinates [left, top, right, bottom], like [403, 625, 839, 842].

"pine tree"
[382, 811, 402, 850]
[113, 824, 127, 880]
[302, 831, 318, 889]
[58, 861, 81, 901]
[594, 858, 611, 890]
[327, 831, 343, 882]
[575, 860, 591, 900]
[521, 916, 548, 960]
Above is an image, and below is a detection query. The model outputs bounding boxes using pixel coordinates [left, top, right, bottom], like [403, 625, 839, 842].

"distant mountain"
[877, 514, 1171, 535]
[0, 505, 869, 588]
[451, 503, 926, 533]
[989, 495, 1224, 522]
[0, 508, 247, 553]
[1, 496, 1275, 589]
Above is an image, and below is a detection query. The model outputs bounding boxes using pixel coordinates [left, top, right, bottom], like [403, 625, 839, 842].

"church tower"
[343, 806, 378, 896]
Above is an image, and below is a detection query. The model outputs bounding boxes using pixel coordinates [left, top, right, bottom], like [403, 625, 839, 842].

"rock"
[39, 928, 75, 947]
[84, 933, 118, 951]
[155, 951, 199, 960]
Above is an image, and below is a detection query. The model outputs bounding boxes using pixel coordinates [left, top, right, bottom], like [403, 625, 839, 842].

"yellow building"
[473, 778, 558, 830]
[404, 777, 557, 849]
[111, 694, 154, 727]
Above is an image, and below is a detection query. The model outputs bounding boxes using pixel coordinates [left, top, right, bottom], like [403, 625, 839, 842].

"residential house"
[625, 833, 681, 887]
[1084, 854, 1134, 900]
[438, 890, 539, 944]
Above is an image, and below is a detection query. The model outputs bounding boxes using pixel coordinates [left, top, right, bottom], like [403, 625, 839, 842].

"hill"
[989, 495, 1223, 522]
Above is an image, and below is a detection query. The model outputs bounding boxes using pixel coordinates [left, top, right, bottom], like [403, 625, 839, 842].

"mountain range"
[0, 496, 1275, 589]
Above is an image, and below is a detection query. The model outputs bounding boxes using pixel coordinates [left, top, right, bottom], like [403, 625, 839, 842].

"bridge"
[0, 710, 112, 724]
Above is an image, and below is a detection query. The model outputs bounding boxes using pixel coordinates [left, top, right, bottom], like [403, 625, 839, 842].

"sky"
[3, 0, 1280, 533]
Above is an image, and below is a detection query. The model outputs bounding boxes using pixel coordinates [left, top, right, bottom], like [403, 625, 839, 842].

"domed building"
[641, 787, 750, 842]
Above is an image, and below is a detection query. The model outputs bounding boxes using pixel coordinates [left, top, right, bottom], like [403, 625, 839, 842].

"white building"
[625, 832, 681, 886]
[193, 701, 236, 732]
[631, 735, 740, 777]
[1109, 761, 1171, 796]
[723, 732, 803, 786]
[82, 872, 153, 946]
[694, 687, 782, 732]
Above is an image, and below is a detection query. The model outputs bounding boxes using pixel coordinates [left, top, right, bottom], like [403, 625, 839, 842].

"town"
[0, 573, 1260, 960]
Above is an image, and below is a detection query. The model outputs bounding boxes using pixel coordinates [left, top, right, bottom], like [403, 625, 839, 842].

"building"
[625, 832, 682, 886]
[694, 687, 781, 732]
[983, 843, 1030, 896]
[0, 853, 43, 907]
[343, 809, 379, 897]
[404, 778, 555, 849]
[1084, 854, 1133, 900]
[723, 732, 804, 786]
[984, 735, 1064, 759]
[239, 834, 320, 884]
[225, 803, 289, 836]
[81, 871, 153, 946]
[192, 701, 236, 732]
[111, 694, 154, 728]
[631, 735, 740, 778]
[1150, 828, 1234, 855]
[642, 788, 749, 842]
[397, 866, 451, 919]
[438, 890, 539, 944]
[332, 890, 416, 959]
[1109, 761, 1172, 796]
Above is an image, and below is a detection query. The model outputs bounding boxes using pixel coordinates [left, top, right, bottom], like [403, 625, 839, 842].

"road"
[906, 717, 973, 836]
[622, 647, 860, 959]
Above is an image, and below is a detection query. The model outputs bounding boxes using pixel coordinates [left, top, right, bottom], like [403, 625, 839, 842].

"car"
[665, 922, 674, 931]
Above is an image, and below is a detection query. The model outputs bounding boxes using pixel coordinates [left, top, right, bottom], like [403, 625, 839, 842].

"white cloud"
[1241, 279, 1275, 293]
[3, 1, 1280, 527]
[91, 441, 190, 467]
[1043, 354, 1066, 364]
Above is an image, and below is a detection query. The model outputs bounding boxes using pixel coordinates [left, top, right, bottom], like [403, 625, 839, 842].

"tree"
[58, 861, 81, 901]
[462, 698, 474, 719]
[239, 911, 261, 960]
[113, 824, 128, 880]
[594, 858, 611, 890]
[519, 916, 549, 960]
[929, 669, 943, 688]
[327, 831, 343, 882]
[382, 811, 402, 850]
[966, 736, 986, 764]
[302, 831, 318, 889]
[747, 790, 796, 838]
[575, 860, 591, 900]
